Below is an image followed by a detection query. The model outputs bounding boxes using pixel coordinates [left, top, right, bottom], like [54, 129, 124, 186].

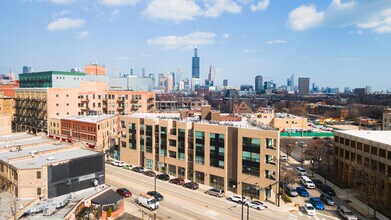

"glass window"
[210, 133, 224, 169]
[195, 131, 205, 165]
[242, 137, 260, 176]
[37, 171, 41, 179]
[210, 174, 224, 189]
[371, 146, 378, 156]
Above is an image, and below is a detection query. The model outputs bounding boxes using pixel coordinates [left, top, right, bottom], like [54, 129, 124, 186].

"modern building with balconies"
[119, 106, 280, 202]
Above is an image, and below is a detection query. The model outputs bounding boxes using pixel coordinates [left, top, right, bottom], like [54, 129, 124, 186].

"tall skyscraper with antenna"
[192, 46, 200, 79]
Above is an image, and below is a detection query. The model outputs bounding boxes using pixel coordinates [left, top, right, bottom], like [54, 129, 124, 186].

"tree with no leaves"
[304, 139, 333, 176]
[352, 163, 386, 219]
[280, 138, 297, 161]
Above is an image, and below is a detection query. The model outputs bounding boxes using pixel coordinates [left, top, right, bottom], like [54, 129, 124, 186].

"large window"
[146, 125, 153, 153]
[210, 133, 225, 169]
[195, 131, 205, 165]
[128, 123, 137, 150]
[160, 127, 167, 156]
[210, 174, 224, 190]
[178, 129, 185, 160]
[168, 164, 176, 176]
[195, 171, 205, 184]
[242, 137, 260, 177]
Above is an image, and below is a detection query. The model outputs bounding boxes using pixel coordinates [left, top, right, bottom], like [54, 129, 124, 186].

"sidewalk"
[283, 149, 390, 220]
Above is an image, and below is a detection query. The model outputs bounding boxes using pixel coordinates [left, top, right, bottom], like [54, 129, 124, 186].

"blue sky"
[1, 0, 391, 91]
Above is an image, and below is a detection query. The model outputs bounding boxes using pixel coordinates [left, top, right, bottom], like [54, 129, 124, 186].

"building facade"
[255, 75, 263, 94]
[119, 112, 280, 202]
[49, 114, 119, 151]
[333, 130, 391, 207]
[0, 94, 15, 116]
[14, 88, 80, 133]
[383, 112, 391, 130]
[298, 77, 310, 95]
[0, 134, 104, 200]
[192, 47, 200, 79]
[19, 71, 85, 88]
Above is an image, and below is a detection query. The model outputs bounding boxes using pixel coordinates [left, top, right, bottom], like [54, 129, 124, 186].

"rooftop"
[129, 113, 277, 131]
[0, 137, 51, 149]
[60, 114, 116, 123]
[19, 71, 85, 77]
[0, 143, 68, 163]
[335, 130, 391, 147]
[10, 147, 98, 169]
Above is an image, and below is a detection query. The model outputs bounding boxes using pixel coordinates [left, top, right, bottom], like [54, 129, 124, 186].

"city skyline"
[1, 0, 391, 90]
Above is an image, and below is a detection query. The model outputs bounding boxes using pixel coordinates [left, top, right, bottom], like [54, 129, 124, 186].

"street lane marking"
[315, 212, 341, 220]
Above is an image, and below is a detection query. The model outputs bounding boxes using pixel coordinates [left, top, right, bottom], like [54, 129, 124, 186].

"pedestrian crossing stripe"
[297, 212, 303, 216]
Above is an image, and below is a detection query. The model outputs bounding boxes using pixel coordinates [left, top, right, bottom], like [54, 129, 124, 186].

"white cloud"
[222, 33, 230, 39]
[141, 53, 152, 58]
[142, 0, 201, 23]
[114, 56, 132, 60]
[287, 4, 324, 31]
[358, 9, 391, 33]
[241, 48, 263, 53]
[250, 0, 269, 12]
[147, 31, 216, 50]
[58, 10, 72, 16]
[286, 0, 391, 33]
[266, 39, 286, 44]
[47, 18, 85, 31]
[49, 0, 76, 4]
[202, 0, 242, 18]
[77, 31, 89, 39]
[99, 0, 140, 6]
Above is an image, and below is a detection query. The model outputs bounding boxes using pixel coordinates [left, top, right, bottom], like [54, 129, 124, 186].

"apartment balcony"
[266, 145, 277, 150]
[117, 106, 124, 110]
[81, 98, 89, 103]
[131, 99, 138, 103]
[102, 98, 108, 102]
[131, 107, 139, 111]
[117, 98, 124, 103]
[81, 107, 89, 111]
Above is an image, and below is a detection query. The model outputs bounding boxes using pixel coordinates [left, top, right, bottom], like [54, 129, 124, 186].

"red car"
[169, 178, 185, 185]
[116, 188, 132, 197]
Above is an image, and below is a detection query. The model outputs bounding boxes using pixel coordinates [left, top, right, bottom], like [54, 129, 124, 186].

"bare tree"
[280, 138, 297, 161]
[353, 164, 386, 219]
[304, 139, 333, 177]
[280, 169, 297, 188]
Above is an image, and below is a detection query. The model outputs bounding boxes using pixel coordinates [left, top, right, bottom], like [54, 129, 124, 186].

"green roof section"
[20, 71, 85, 77]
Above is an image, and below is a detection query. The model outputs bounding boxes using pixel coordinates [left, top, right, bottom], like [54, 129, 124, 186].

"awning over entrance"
[92, 190, 122, 205]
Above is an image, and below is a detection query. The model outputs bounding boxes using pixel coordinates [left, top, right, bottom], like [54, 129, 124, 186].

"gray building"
[298, 77, 310, 95]
[19, 71, 86, 88]
[109, 76, 155, 91]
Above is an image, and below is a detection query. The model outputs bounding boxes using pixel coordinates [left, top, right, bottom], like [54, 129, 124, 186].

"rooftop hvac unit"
[46, 156, 56, 161]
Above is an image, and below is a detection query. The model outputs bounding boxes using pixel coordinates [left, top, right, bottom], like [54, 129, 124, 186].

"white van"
[136, 194, 160, 210]
[300, 176, 315, 189]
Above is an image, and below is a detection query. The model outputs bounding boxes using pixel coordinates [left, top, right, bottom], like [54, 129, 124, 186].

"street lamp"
[311, 159, 314, 177]
[154, 175, 157, 220]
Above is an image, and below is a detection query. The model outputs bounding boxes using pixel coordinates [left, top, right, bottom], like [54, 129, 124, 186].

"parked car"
[311, 179, 324, 189]
[320, 194, 335, 206]
[116, 188, 132, 197]
[147, 191, 164, 201]
[131, 166, 144, 173]
[143, 171, 156, 177]
[136, 194, 159, 210]
[123, 164, 132, 170]
[183, 182, 199, 190]
[245, 200, 267, 210]
[280, 155, 288, 162]
[156, 173, 170, 181]
[228, 195, 246, 203]
[111, 160, 124, 167]
[304, 203, 316, 216]
[296, 167, 307, 176]
[169, 178, 185, 185]
[300, 176, 316, 189]
[309, 197, 325, 210]
[321, 185, 336, 196]
[337, 206, 357, 220]
[205, 188, 225, 197]
[284, 186, 298, 197]
[296, 186, 309, 197]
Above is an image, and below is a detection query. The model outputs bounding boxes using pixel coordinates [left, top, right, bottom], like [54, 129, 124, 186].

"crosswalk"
[287, 212, 330, 220]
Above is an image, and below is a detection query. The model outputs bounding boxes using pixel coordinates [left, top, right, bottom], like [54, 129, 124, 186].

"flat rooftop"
[335, 130, 391, 147]
[0, 137, 51, 149]
[0, 143, 68, 163]
[10, 148, 98, 169]
[60, 114, 116, 123]
[130, 113, 277, 131]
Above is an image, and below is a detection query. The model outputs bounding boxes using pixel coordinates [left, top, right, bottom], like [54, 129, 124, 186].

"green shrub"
[107, 206, 113, 217]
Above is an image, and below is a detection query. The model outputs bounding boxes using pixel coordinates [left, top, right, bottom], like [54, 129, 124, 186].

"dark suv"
[183, 182, 199, 190]
[131, 166, 144, 173]
[156, 173, 170, 181]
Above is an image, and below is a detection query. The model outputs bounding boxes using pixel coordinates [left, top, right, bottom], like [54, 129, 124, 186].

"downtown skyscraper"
[192, 47, 200, 79]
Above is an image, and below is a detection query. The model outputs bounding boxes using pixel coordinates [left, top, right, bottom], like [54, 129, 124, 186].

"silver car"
[206, 188, 225, 197]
